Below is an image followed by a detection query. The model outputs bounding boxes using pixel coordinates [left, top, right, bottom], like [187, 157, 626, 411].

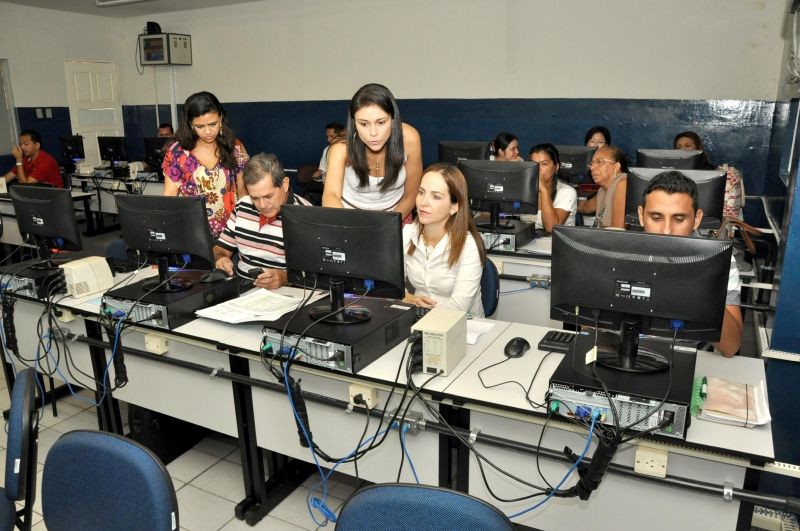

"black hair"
[19, 129, 42, 145]
[673, 130, 713, 167]
[643, 170, 699, 212]
[529, 143, 561, 201]
[584, 125, 611, 146]
[489, 132, 517, 157]
[158, 123, 174, 134]
[175, 91, 238, 174]
[325, 122, 345, 134]
[346, 83, 405, 192]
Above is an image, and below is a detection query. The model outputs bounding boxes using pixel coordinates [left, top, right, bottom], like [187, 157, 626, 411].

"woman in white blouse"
[403, 163, 487, 316]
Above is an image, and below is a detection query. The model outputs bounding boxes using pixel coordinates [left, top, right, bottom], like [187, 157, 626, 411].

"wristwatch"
[15, 162, 22, 166]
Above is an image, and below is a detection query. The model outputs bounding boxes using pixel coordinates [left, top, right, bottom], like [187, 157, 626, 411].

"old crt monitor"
[281, 205, 404, 324]
[637, 149, 704, 170]
[555, 145, 595, 184]
[438, 141, 489, 164]
[115, 195, 215, 292]
[458, 159, 539, 230]
[625, 168, 726, 229]
[550, 226, 731, 372]
[10, 186, 82, 262]
[143, 137, 168, 176]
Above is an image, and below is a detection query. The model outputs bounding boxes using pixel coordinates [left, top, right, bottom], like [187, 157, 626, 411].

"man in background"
[3, 129, 63, 188]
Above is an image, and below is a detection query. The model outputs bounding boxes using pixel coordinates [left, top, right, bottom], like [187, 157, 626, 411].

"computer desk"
[70, 172, 163, 235]
[0, 190, 94, 245]
[1, 274, 782, 529]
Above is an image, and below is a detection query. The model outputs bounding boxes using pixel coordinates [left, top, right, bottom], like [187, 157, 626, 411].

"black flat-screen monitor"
[143, 137, 168, 174]
[97, 136, 128, 165]
[59, 135, 84, 163]
[550, 226, 731, 372]
[457, 159, 539, 230]
[281, 205, 404, 324]
[115, 195, 215, 292]
[438, 141, 489, 164]
[625, 168, 726, 228]
[637, 149, 704, 170]
[554, 145, 595, 184]
[10, 186, 82, 261]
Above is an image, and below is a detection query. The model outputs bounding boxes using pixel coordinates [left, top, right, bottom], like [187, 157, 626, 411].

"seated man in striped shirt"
[214, 153, 311, 290]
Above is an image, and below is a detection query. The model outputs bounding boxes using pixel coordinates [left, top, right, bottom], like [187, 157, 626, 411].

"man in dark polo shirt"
[3, 129, 63, 188]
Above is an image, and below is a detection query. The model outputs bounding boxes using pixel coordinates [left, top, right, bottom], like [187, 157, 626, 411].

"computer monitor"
[97, 136, 128, 167]
[10, 186, 82, 262]
[637, 149, 704, 170]
[625, 168, 726, 228]
[550, 226, 731, 372]
[115, 195, 215, 292]
[438, 141, 489, 164]
[59, 135, 84, 164]
[457, 159, 539, 230]
[143, 137, 168, 176]
[281, 205, 404, 324]
[554, 145, 595, 185]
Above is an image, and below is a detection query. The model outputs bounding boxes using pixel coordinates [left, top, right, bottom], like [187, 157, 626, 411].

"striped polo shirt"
[216, 191, 311, 278]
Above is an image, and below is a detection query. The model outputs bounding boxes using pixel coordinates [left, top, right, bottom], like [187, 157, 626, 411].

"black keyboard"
[537, 330, 575, 352]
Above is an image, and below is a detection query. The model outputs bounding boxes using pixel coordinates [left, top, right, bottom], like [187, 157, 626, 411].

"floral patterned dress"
[162, 140, 250, 238]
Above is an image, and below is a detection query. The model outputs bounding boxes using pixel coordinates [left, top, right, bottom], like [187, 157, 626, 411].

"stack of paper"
[698, 377, 771, 428]
[196, 287, 326, 324]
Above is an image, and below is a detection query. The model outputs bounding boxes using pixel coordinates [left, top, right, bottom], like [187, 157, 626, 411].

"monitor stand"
[476, 203, 513, 231]
[593, 319, 670, 373]
[308, 278, 371, 324]
[142, 256, 194, 293]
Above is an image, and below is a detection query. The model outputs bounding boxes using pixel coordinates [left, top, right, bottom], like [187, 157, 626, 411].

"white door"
[64, 60, 123, 165]
[0, 60, 19, 155]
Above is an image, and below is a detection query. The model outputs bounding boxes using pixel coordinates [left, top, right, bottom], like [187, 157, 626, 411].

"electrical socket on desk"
[349, 384, 378, 409]
[634, 447, 668, 478]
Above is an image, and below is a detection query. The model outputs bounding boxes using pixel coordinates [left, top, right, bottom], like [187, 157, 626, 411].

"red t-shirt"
[11, 150, 63, 188]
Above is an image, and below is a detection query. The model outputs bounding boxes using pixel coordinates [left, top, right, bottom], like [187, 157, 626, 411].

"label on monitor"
[147, 229, 166, 242]
[614, 280, 651, 301]
[321, 247, 346, 264]
[488, 183, 504, 193]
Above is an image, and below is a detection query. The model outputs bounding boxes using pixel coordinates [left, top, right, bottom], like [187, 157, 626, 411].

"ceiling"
[2, 0, 259, 18]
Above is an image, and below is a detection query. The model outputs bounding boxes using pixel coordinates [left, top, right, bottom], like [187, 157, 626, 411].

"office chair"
[41, 430, 178, 531]
[480, 258, 500, 317]
[0, 368, 38, 531]
[335, 483, 514, 530]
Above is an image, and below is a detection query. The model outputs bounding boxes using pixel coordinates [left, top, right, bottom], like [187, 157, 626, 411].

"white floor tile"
[59, 393, 96, 411]
[174, 484, 236, 531]
[35, 428, 63, 465]
[192, 435, 237, 459]
[48, 410, 100, 433]
[267, 486, 339, 531]
[36, 401, 84, 428]
[189, 458, 245, 503]
[166, 448, 221, 483]
[219, 514, 310, 530]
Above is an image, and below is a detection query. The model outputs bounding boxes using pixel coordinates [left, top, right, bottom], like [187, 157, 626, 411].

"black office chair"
[480, 258, 500, 317]
[41, 430, 178, 531]
[0, 368, 39, 531]
[335, 483, 514, 530]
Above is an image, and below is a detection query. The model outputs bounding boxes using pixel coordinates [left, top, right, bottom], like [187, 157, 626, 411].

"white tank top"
[341, 163, 406, 211]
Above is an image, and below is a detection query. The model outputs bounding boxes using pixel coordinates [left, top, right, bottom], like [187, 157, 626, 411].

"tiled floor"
[0, 370, 364, 531]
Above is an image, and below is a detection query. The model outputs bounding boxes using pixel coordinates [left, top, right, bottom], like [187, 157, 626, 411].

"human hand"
[403, 293, 437, 308]
[254, 268, 288, 290]
[214, 257, 234, 275]
[11, 145, 21, 161]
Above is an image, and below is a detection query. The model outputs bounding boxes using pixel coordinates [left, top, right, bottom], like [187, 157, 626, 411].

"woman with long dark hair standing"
[162, 91, 249, 237]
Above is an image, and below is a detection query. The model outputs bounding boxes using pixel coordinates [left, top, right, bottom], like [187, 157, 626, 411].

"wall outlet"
[45, 108, 52, 119]
[56, 309, 75, 323]
[634, 447, 668, 478]
[35, 108, 43, 119]
[144, 334, 169, 355]
[349, 384, 378, 409]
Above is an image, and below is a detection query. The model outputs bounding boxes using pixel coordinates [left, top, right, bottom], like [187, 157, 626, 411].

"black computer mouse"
[504, 336, 531, 358]
[200, 268, 230, 283]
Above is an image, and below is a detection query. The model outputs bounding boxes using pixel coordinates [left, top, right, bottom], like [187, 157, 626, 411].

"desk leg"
[84, 321, 123, 434]
[736, 468, 760, 531]
[228, 355, 314, 526]
[80, 197, 96, 235]
[437, 404, 470, 492]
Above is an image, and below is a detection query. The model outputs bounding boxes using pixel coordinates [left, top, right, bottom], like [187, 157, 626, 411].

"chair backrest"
[480, 258, 500, 317]
[42, 430, 178, 531]
[296, 163, 319, 185]
[5, 368, 37, 502]
[335, 483, 514, 530]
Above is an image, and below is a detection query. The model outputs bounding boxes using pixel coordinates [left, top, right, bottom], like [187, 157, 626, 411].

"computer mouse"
[504, 336, 531, 358]
[200, 268, 230, 283]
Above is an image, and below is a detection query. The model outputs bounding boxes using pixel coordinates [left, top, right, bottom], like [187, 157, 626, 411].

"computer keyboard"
[537, 330, 575, 352]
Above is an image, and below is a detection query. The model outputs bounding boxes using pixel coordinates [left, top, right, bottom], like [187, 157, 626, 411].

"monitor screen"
[143, 137, 169, 173]
[9, 186, 82, 254]
[550, 226, 731, 372]
[625, 168, 726, 225]
[115, 195, 215, 291]
[97, 136, 128, 164]
[438, 141, 489, 165]
[457, 160, 539, 229]
[554, 145, 595, 185]
[281, 205, 404, 324]
[59, 135, 85, 164]
[636, 149, 704, 170]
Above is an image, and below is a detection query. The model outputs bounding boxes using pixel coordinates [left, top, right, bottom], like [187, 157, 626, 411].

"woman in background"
[162, 91, 249, 238]
[528, 143, 577, 232]
[584, 126, 611, 149]
[489, 132, 522, 161]
[403, 163, 486, 316]
[323, 83, 422, 219]
[581, 146, 629, 229]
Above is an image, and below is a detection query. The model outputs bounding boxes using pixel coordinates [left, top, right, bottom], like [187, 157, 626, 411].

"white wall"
[0, 2, 125, 107]
[118, 0, 789, 106]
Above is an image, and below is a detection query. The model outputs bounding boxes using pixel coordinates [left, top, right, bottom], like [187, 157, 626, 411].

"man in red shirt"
[3, 129, 64, 188]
